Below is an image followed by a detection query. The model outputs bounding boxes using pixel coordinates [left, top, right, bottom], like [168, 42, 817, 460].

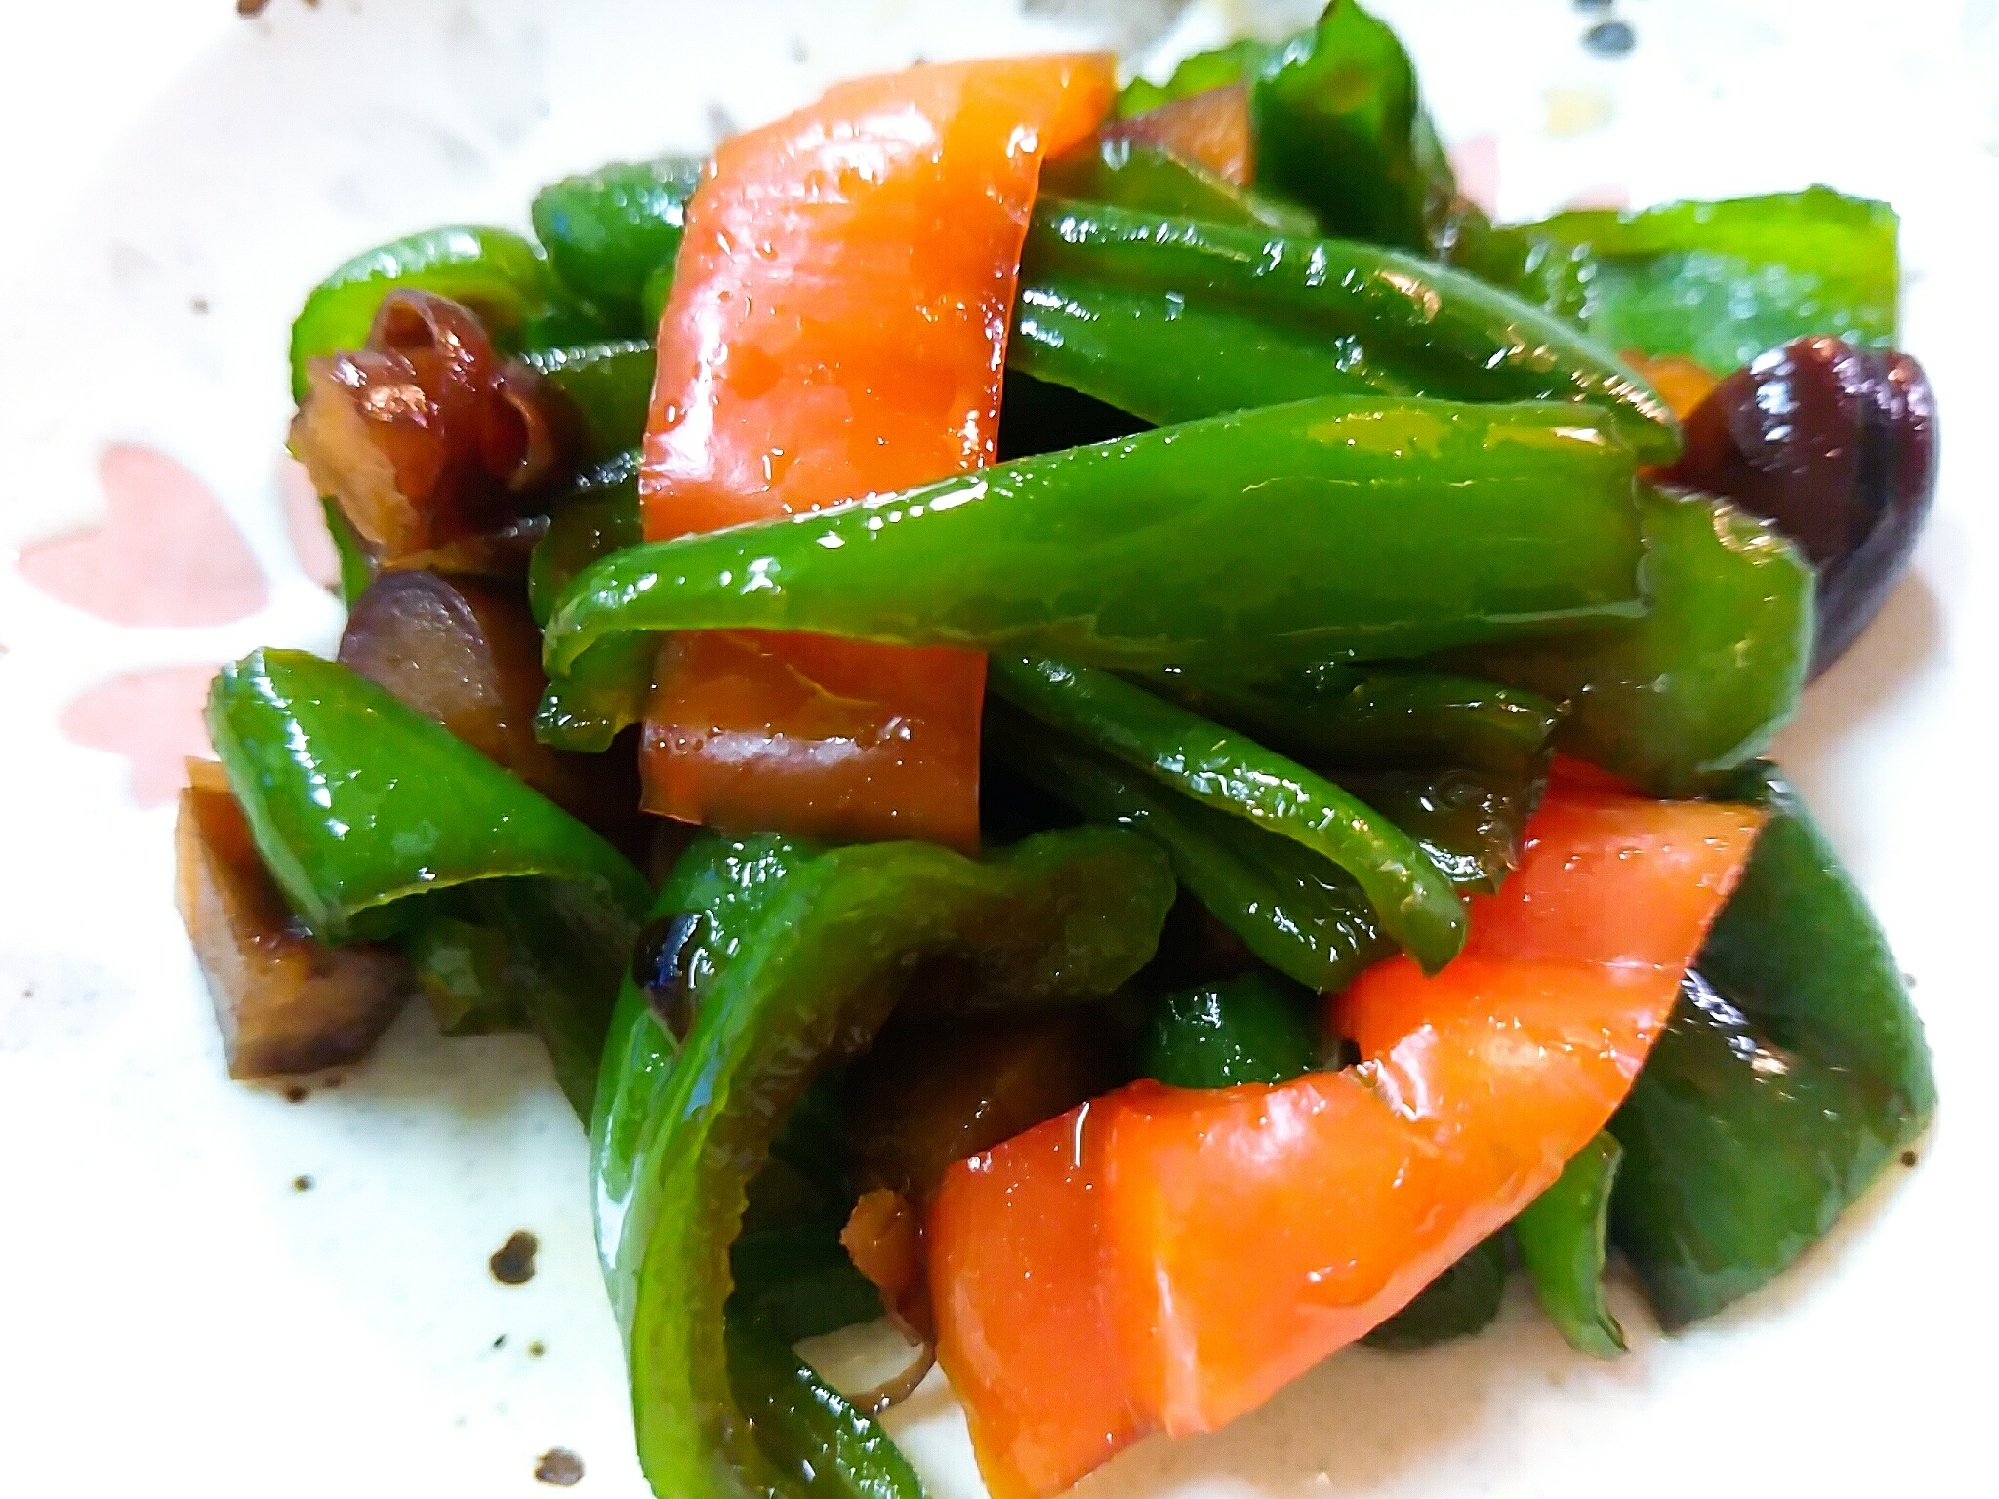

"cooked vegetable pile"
[177, 5, 1937, 1497]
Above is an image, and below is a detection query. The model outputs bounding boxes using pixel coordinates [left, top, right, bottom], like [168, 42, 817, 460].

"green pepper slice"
[532, 155, 705, 335]
[591, 827, 1173, 1498]
[1444, 486, 1813, 797]
[987, 703, 1393, 995]
[1524, 188, 1900, 371]
[1514, 1131, 1626, 1358]
[288, 225, 599, 402]
[207, 648, 648, 939]
[1249, 0, 1457, 251]
[529, 451, 644, 626]
[1610, 763, 1935, 1328]
[1363, 1234, 1509, 1350]
[990, 653, 1464, 971]
[519, 341, 656, 462]
[1039, 137, 1315, 235]
[319, 495, 375, 608]
[1138, 971, 1321, 1088]
[1117, 38, 1271, 116]
[543, 396, 1647, 682]
[1013, 202, 1675, 456]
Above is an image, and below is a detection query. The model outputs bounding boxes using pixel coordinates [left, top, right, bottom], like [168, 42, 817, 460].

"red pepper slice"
[929, 779, 1765, 1498]
[639, 56, 1117, 846]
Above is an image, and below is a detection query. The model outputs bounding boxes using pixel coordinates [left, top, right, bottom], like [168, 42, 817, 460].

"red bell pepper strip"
[928, 778, 1765, 1499]
[639, 56, 1117, 846]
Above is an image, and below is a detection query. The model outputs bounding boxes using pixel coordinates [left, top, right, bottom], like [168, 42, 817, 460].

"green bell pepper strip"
[536, 634, 657, 754]
[1514, 1131, 1626, 1358]
[1609, 763, 1935, 1328]
[1138, 970, 1320, 1088]
[518, 341, 656, 463]
[1436, 199, 1596, 327]
[989, 653, 1464, 971]
[1362, 1234, 1509, 1350]
[1167, 669, 1561, 780]
[1443, 486, 1813, 797]
[589, 827, 1174, 1498]
[1333, 761, 1547, 894]
[531, 155, 705, 335]
[528, 450, 644, 626]
[288, 225, 602, 402]
[402, 902, 527, 1036]
[207, 648, 650, 940]
[1012, 202, 1677, 457]
[1040, 137, 1316, 235]
[1524, 188, 1900, 372]
[725, 1316, 924, 1499]
[987, 702, 1394, 995]
[543, 396, 1648, 682]
[730, 1222, 883, 1347]
[1117, 37, 1271, 116]
[319, 495, 376, 607]
[1249, 0, 1458, 252]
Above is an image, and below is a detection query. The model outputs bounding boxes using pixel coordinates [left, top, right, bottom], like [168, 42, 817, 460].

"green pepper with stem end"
[1609, 762, 1935, 1329]
[543, 396, 1648, 683]
[1138, 970, 1321, 1088]
[1441, 486, 1813, 797]
[1012, 202, 1676, 457]
[988, 653, 1464, 971]
[1520, 188, 1900, 372]
[207, 649, 649, 941]
[1250, 0, 1458, 252]
[589, 826, 1174, 1498]
[1515, 1131, 1626, 1358]
[519, 341, 656, 463]
[288, 225, 603, 402]
[532, 155, 705, 336]
[986, 701, 1393, 995]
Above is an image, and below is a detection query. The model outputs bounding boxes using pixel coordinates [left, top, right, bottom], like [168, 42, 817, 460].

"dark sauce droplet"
[535, 1448, 585, 1487]
[1584, 19, 1636, 55]
[632, 912, 705, 1040]
[490, 1230, 539, 1286]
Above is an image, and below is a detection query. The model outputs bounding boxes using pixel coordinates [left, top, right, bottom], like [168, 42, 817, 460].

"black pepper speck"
[528, 1340, 546, 1359]
[1585, 19, 1635, 56]
[490, 1230, 539, 1285]
[535, 1448, 585, 1486]
[292, 1174, 313, 1192]
[1901, 1149, 1919, 1167]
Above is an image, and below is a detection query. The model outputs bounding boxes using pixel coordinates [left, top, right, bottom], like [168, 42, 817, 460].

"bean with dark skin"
[1661, 336, 1936, 676]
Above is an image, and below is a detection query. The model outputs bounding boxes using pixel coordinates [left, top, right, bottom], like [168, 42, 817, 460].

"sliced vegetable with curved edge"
[1514, 1130, 1626, 1358]
[1249, 0, 1456, 251]
[546, 396, 1649, 682]
[589, 826, 1173, 1499]
[638, 55, 1116, 849]
[288, 225, 599, 402]
[531, 155, 706, 334]
[1444, 486, 1814, 797]
[1013, 203, 1676, 454]
[206, 648, 649, 941]
[1118, 39, 1271, 117]
[319, 495, 376, 608]
[1524, 188, 1900, 374]
[990, 653, 1465, 971]
[528, 451, 643, 627]
[930, 779, 1764, 1499]
[518, 340, 657, 462]
[1137, 971, 1319, 1089]
[726, 1315, 925, 1499]
[1335, 762, 1547, 893]
[1103, 83, 1255, 185]
[1610, 762, 1936, 1328]
[1360, 1234, 1508, 1350]
[988, 701, 1393, 996]
[1039, 137, 1311, 234]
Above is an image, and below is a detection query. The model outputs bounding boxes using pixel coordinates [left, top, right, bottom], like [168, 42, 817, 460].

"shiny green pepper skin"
[531, 155, 705, 336]
[590, 828, 1174, 1499]
[1138, 971, 1320, 1088]
[544, 396, 1648, 683]
[1515, 1132, 1626, 1358]
[1610, 763, 1936, 1328]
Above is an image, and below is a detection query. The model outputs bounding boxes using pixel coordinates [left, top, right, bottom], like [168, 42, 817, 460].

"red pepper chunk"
[929, 781, 1765, 1499]
[639, 56, 1117, 847]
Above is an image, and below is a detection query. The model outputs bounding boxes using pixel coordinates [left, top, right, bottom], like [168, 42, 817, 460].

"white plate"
[3, 2, 1996, 1495]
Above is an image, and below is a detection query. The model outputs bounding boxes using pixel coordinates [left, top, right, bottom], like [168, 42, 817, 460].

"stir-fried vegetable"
[176, 4, 1945, 1495]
